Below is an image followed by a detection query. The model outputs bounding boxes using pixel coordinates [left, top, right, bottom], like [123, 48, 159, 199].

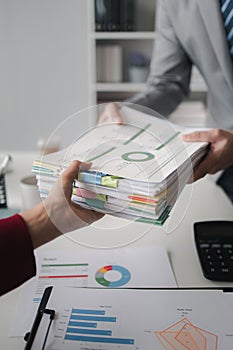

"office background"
[1, 0, 207, 151]
[0, 0, 91, 151]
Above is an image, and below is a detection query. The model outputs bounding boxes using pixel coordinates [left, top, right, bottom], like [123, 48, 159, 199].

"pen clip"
[24, 286, 55, 350]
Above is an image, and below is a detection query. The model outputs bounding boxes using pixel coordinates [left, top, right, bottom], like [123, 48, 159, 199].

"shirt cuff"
[0, 214, 36, 296]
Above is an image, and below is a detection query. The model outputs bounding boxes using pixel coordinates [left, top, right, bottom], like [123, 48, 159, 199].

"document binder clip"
[24, 286, 55, 350]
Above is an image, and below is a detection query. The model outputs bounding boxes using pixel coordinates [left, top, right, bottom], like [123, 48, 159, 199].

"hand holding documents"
[32, 106, 208, 225]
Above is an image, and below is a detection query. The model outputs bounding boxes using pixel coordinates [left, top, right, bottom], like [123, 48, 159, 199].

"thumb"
[62, 160, 81, 185]
[61, 160, 91, 192]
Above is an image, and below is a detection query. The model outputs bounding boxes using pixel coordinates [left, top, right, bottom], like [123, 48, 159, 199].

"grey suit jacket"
[129, 0, 233, 130]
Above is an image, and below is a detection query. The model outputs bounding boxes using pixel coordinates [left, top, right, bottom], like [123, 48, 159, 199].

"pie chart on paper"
[95, 265, 131, 287]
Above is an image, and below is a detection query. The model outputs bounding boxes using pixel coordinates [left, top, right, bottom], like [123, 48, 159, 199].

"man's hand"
[182, 128, 233, 181]
[98, 102, 123, 125]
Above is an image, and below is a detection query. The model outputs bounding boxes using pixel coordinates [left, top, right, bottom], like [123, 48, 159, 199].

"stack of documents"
[32, 106, 208, 225]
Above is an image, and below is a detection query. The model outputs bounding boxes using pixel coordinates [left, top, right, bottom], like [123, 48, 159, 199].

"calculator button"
[212, 261, 228, 268]
[217, 255, 224, 260]
[211, 244, 221, 248]
[203, 248, 210, 254]
[200, 243, 210, 248]
[223, 244, 233, 248]
[210, 268, 215, 273]
[206, 255, 212, 260]
[221, 268, 230, 273]
[208, 268, 222, 276]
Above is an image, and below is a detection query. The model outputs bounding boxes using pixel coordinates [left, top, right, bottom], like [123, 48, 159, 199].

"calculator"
[194, 221, 233, 282]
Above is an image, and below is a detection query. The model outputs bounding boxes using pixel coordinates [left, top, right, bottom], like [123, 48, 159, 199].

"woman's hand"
[20, 160, 104, 248]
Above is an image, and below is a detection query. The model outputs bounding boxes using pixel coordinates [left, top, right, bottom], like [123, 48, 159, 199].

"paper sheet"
[42, 288, 233, 349]
[10, 246, 176, 337]
[34, 106, 207, 183]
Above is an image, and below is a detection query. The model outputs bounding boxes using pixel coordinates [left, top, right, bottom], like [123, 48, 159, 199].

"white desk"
[1, 151, 233, 349]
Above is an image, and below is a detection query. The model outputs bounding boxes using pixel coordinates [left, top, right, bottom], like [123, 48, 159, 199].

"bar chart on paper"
[64, 307, 135, 346]
[46, 288, 233, 350]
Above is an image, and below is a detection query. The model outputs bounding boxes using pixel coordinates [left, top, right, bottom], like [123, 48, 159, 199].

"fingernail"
[80, 161, 92, 170]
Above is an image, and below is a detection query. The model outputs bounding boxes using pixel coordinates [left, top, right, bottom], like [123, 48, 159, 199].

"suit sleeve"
[0, 214, 36, 296]
[127, 0, 192, 117]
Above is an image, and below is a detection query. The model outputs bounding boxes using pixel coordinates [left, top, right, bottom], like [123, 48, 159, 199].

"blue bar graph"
[71, 315, 116, 322]
[68, 321, 97, 328]
[67, 327, 112, 336]
[66, 307, 135, 346]
[72, 308, 105, 315]
[65, 334, 135, 344]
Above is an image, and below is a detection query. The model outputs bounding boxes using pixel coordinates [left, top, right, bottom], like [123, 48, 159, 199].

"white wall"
[0, 0, 91, 151]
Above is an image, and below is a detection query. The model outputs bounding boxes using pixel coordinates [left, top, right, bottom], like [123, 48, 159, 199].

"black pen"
[24, 286, 55, 350]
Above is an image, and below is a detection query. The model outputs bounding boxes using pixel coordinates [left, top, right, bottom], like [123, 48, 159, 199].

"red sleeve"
[0, 214, 36, 296]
